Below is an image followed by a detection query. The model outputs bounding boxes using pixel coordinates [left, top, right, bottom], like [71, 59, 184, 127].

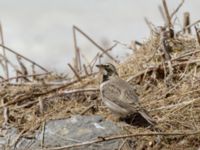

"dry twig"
[68, 63, 82, 81]
[46, 131, 200, 150]
[0, 44, 48, 72]
[162, 0, 172, 29]
[0, 72, 50, 83]
[0, 23, 9, 79]
[170, 0, 185, 18]
[183, 12, 191, 34]
[73, 26, 118, 63]
[195, 26, 200, 45]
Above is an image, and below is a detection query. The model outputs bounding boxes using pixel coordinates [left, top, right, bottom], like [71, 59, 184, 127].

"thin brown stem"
[73, 27, 82, 72]
[0, 23, 9, 79]
[73, 25, 78, 72]
[0, 44, 48, 72]
[177, 20, 200, 34]
[0, 72, 50, 83]
[170, 0, 185, 18]
[80, 104, 95, 115]
[61, 88, 99, 95]
[195, 26, 200, 45]
[68, 63, 81, 81]
[73, 26, 118, 63]
[46, 131, 200, 150]
[0, 53, 22, 73]
[183, 12, 191, 34]
[83, 64, 89, 76]
[162, 0, 172, 28]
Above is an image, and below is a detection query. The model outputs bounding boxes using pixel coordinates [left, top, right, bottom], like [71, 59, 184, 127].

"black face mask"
[102, 70, 109, 82]
[102, 69, 118, 82]
[102, 74, 109, 82]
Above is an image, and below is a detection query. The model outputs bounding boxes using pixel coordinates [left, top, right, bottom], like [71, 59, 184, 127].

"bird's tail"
[138, 110, 156, 126]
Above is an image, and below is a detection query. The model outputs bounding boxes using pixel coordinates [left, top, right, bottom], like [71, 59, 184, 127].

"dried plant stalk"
[162, 0, 172, 28]
[68, 63, 81, 81]
[0, 44, 48, 72]
[170, 0, 185, 18]
[83, 64, 89, 76]
[0, 23, 9, 79]
[183, 12, 191, 34]
[73, 27, 82, 72]
[73, 26, 118, 63]
[195, 26, 200, 45]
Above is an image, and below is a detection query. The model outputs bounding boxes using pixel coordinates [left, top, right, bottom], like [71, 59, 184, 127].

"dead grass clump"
[1, 1, 200, 149]
[1, 30, 200, 148]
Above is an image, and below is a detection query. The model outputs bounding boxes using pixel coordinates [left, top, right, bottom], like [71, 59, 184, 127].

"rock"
[0, 127, 19, 149]
[5, 115, 123, 150]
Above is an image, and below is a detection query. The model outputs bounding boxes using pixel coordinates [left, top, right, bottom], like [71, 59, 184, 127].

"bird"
[96, 63, 156, 126]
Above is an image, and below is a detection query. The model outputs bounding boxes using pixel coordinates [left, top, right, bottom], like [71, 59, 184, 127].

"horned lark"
[96, 63, 155, 126]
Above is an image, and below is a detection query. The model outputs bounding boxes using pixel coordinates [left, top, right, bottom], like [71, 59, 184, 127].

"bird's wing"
[117, 78, 139, 104]
[101, 82, 122, 103]
[123, 87, 139, 104]
[102, 79, 138, 106]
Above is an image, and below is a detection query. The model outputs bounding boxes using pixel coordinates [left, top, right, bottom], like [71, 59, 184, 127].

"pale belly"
[103, 99, 129, 117]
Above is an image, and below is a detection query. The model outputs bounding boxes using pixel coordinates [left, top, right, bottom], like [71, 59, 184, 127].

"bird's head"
[96, 63, 118, 81]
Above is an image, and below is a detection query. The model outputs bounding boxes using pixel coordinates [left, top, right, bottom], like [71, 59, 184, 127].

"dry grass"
[1, 30, 200, 149]
[1, 1, 200, 149]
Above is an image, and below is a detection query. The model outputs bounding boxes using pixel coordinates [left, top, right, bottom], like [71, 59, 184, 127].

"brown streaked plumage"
[96, 63, 155, 126]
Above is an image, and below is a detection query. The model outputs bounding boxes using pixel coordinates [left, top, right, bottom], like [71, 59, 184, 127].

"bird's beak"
[96, 64, 105, 68]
